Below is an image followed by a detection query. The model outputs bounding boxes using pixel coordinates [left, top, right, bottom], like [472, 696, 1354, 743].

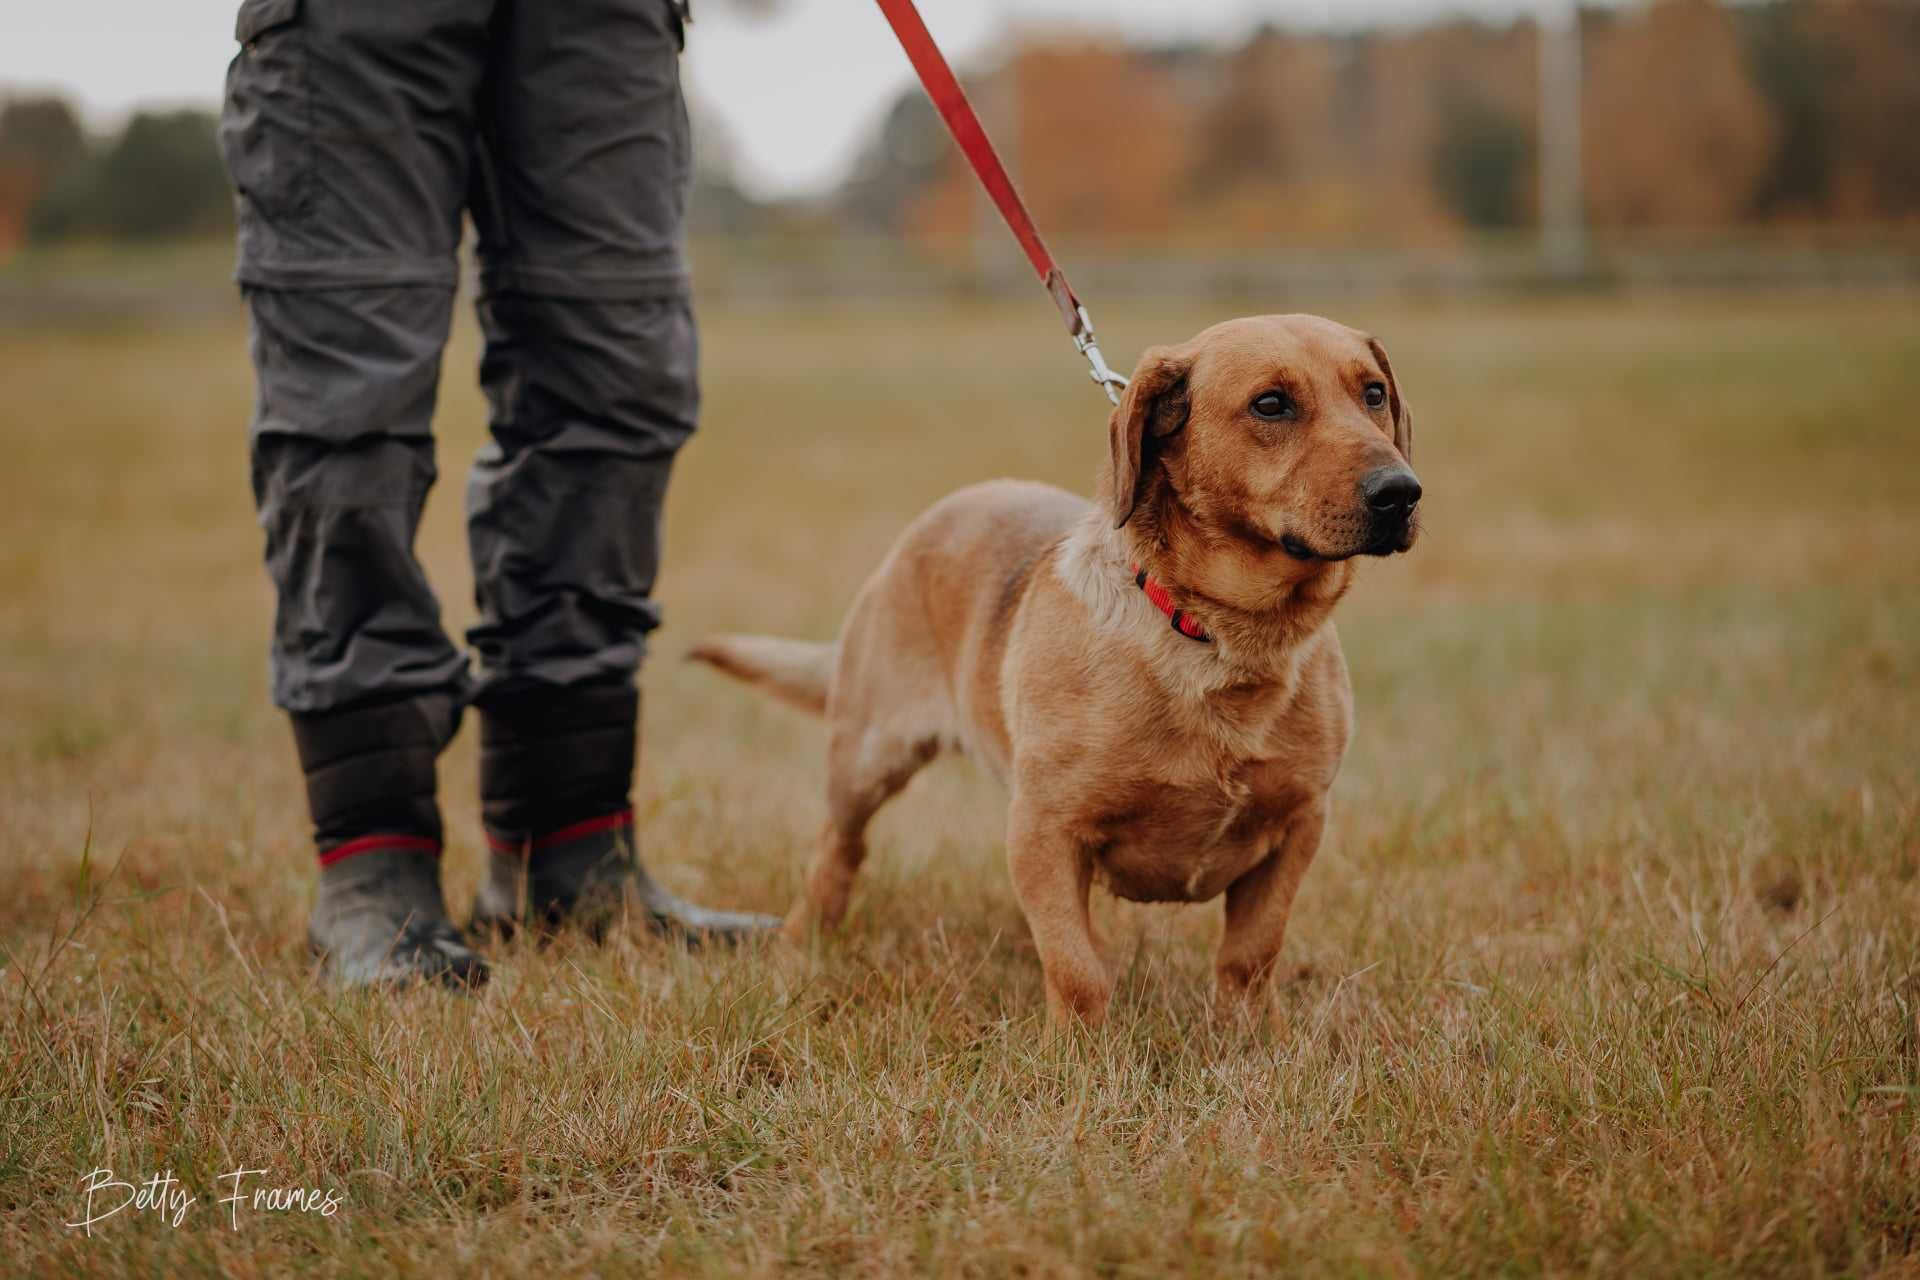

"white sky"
[1, 0, 1559, 200]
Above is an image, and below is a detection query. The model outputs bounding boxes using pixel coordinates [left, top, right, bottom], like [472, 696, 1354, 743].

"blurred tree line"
[0, 92, 763, 261]
[845, 0, 1920, 245]
[5, 0, 1917, 262]
[0, 100, 231, 254]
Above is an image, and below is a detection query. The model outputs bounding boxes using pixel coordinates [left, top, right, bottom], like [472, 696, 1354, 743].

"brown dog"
[692, 315, 1419, 1026]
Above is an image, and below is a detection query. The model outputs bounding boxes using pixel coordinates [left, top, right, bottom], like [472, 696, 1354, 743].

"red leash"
[872, 0, 1129, 404]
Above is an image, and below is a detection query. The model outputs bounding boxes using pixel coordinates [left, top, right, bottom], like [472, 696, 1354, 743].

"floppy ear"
[1367, 336, 1414, 463]
[1107, 344, 1194, 528]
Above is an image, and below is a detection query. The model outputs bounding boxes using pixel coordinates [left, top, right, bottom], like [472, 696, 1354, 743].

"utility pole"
[1538, 0, 1586, 281]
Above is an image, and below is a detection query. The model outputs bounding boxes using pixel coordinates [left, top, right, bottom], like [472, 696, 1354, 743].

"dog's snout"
[1360, 467, 1422, 516]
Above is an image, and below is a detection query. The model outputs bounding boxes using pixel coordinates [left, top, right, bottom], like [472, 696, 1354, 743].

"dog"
[691, 315, 1419, 1026]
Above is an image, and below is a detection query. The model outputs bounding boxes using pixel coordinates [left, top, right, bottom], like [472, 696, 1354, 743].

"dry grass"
[1, 291, 1918, 1275]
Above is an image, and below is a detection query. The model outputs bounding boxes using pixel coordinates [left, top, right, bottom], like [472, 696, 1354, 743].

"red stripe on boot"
[486, 809, 634, 857]
[317, 834, 441, 868]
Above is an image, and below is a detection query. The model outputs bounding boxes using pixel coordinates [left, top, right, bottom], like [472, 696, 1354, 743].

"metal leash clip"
[1072, 306, 1129, 405]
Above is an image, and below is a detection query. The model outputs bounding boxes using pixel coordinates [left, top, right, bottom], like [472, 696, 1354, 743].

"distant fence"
[3, 235, 1919, 327]
[692, 234, 1920, 305]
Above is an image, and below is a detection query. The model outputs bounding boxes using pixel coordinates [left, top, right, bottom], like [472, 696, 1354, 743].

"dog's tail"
[687, 634, 834, 717]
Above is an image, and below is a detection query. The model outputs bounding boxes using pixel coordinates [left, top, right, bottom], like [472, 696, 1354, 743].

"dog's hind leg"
[784, 716, 940, 941]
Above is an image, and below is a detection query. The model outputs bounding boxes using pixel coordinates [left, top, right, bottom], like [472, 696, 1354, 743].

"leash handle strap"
[872, 0, 1128, 403]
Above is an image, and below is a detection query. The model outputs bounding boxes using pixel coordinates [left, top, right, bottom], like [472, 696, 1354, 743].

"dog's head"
[1107, 314, 1420, 585]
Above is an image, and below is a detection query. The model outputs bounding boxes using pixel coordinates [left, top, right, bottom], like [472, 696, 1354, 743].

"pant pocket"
[220, 0, 312, 220]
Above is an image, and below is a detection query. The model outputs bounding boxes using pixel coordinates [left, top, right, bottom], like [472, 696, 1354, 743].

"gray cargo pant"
[221, 0, 695, 719]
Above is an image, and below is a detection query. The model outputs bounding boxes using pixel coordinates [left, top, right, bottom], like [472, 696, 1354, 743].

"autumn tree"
[1585, 0, 1777, 227]
[1006, 40, 1192, 239]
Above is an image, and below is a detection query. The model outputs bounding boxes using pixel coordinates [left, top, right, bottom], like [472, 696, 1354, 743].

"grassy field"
[1, 290, 1917, 1275]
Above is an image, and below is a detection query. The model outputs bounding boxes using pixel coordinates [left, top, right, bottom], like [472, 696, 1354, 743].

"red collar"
[1132, 564, 1211, 642]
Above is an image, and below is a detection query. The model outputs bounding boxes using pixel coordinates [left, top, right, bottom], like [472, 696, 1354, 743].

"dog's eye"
[1363, 382, 1388, 410]
[1250, 391, 1295, 421]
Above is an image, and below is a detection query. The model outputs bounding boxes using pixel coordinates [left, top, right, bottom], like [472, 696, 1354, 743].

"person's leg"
[221, 0, 493, 984]
[464, 0, 773, 940]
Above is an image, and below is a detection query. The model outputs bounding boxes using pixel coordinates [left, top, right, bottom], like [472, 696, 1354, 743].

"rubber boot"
[470, 682, 778, 944]
[293, 694, 488, 989]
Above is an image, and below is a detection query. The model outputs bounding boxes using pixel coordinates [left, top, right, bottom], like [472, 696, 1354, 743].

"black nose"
[1361, 467, 1422, 516]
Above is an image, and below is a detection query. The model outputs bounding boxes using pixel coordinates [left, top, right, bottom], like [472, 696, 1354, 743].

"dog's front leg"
[1006, 804, 1110, 1030]
[1216, 799, 1328, 1007]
